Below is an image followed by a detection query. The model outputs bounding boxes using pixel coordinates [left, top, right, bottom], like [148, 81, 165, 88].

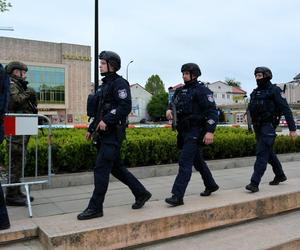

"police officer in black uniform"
[246, 67, 297, 193]
[77, 51, 152, 220]
[165, 63, 219, 206]
[0, 64, 10, 230]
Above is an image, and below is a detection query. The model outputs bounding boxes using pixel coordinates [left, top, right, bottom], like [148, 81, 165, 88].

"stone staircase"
[1, 178, 300, 249]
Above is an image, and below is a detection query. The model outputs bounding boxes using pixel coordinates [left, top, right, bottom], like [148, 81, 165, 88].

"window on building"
[227, 94, 230, 99]
[26, 66, 65, 104]
[214, 93, 217, 98]
[236, 113, 244, 124]
[222, 94, 225, 99]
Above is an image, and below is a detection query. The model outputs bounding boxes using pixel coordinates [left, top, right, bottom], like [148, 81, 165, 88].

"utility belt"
[177, 115, 204, 131]
[252, 115, 279, 128]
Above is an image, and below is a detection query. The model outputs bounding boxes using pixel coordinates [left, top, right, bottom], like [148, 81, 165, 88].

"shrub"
[0, 127, 299, 176]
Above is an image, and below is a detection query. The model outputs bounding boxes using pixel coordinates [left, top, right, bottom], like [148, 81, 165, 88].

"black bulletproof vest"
[249, 88, 276, 123]
[174, 84, 203, 121]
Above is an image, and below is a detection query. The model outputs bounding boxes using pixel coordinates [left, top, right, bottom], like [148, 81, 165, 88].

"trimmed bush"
[0, 127, 299, 176]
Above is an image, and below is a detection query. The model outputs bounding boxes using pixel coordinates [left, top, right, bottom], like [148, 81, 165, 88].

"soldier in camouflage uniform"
[5, 61, 37, 206]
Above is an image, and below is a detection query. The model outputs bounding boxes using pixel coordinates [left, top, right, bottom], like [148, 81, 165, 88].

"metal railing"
[2, 113, 52, 217]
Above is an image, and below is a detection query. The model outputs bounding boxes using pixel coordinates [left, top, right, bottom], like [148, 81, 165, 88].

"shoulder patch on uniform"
[207, 119, 215, 125]
[207, 94, 214, 102]
[118, 89, 127, 99]
[110, 109, 116, 115]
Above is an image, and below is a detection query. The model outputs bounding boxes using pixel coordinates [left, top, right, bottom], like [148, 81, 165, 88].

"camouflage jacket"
[8, 77, 38, 114]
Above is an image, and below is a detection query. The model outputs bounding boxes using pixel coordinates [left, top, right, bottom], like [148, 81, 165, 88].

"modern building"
[129, 83, 152, 123]
[0, 36, 91, 124]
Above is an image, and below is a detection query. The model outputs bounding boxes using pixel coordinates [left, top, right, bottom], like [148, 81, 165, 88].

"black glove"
[19, 79, 29, 90]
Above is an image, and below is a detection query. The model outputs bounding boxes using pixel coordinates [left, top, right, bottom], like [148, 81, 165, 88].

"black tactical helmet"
[181, 63, 201, 77]
[99, 51, 121, 71]
[5, 61, 28, 75]
[254, 66, 272, 80]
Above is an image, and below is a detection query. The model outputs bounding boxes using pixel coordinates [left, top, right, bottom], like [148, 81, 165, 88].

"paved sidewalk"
[7, 161, 300, 221]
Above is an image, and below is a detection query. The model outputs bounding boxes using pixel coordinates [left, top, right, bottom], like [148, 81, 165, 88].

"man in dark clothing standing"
[165, 63, 219, 207]
[0, 63, 10, 230]
[77, 51, 151, 220]
[246, 66, 297, 193]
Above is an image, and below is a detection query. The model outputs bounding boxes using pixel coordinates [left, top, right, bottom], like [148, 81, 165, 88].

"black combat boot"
[132, 191, 152, 209]
[200, 185, 219, 196]
[269, 175, 287, 185]
[77, 208, 103, 220]
[0, 184, 10, 230]
[18, 191, 34, 202]
[165, 195, 184, 206]
[5, 194, 27, 206]
[245, 183, 259, 193]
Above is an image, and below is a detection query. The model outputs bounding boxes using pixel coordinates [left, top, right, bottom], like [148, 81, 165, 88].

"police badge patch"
[118, 89, 127, 99]
[110, 109, 116, 115]
[207, 119, 215, 125]
[207, 94, 214, 102]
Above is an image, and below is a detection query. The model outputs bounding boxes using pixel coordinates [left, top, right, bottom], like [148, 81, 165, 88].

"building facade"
[277, 74, 300, 105]
[0, 36, 91, 124]
[208, 81, 247, 106]
[129, 83, 152, 123]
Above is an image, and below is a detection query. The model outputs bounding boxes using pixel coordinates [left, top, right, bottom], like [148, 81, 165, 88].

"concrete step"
[1, 178, 298, 249]
[137, 210, 300, 250]
[23, 152, 300, 190]
[1, 178, 300, 249]
[0, 239, 44, 250]
[0, 219, 37, 246]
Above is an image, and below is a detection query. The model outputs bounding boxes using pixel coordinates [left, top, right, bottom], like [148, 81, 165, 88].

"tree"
[145, 74, 165, 96]
[0, 0, 12, 12]
[225, 78, 241, 88]
[147, 92, 168, 121]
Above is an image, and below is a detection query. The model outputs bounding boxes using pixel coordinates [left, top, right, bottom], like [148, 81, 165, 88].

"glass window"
[236, 113, 244, 123]
[26, 66, 65, 104]
[222, 94, 225, 99]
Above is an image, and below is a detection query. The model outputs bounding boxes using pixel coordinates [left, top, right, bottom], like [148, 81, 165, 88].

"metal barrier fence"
[2, 113, 52, 217]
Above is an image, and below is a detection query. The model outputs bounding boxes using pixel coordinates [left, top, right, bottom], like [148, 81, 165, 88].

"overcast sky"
[1, 0, 300, 95]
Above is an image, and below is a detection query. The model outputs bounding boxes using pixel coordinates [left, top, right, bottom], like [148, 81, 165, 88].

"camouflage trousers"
[5, 135, 30, 196]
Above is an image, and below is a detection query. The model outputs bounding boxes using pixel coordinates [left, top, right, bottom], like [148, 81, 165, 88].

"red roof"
[169, 83, 184, 90]
[232, 86, 246, 94]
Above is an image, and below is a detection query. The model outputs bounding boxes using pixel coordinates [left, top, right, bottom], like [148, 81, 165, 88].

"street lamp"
[126, 60, 134, 82]
[94, 0, 99, 93]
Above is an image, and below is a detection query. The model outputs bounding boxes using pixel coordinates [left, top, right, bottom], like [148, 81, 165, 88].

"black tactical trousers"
[251, 123, 284, 185]
[88, 142, 147, 212]
[172, 127, 217, 198]
[0, 182, 10, 229]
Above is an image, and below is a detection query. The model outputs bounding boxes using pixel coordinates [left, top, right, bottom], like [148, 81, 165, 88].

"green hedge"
[0, 127, 299, 176]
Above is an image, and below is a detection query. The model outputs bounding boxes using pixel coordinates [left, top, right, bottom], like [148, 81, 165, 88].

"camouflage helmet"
[99, 51, 121, 71]
[254, 66, 272, 80]
[5, 61, 28, 75]
[181, 63, 201, 77]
